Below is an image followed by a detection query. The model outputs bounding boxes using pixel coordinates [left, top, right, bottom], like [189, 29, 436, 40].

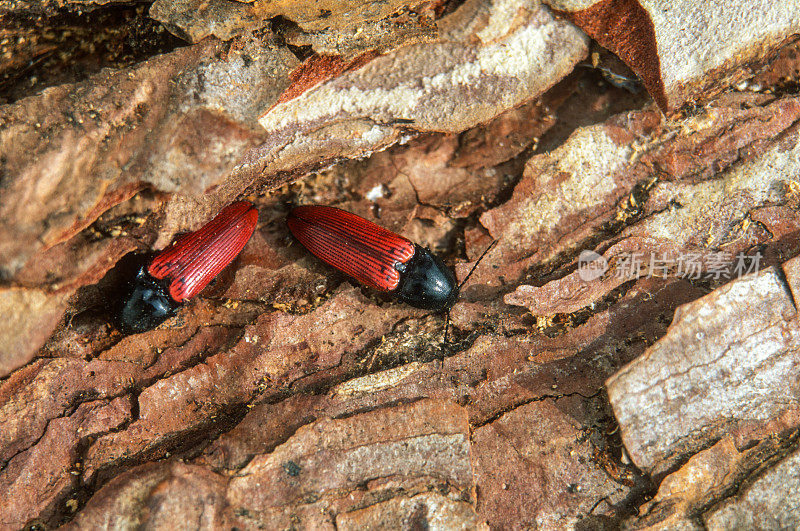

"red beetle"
[287, 206, 462, 311]
[119, 201, 258, 333]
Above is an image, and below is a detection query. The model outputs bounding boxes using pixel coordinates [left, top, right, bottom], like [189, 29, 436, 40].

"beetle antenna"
[443, 311, 451, 349]
[458, 239, 497, 290]
[440, 239, 497, 369]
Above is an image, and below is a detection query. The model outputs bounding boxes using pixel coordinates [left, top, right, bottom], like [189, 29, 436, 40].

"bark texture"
[1, 0, 799, 528]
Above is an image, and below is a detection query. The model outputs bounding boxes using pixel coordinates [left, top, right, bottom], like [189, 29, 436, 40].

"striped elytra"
[287, 205, 415, 291]
[148, 201, 259, 302]
[119, 200, 258, 333]
[287, 206, 459, 311]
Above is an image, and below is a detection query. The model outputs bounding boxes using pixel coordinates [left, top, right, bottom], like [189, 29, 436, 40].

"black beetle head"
[118, 267, 177, 334]
[396, 245, 459, 312]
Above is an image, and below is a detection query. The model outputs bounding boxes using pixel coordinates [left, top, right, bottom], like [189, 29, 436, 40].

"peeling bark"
[1, 0, 800, 528]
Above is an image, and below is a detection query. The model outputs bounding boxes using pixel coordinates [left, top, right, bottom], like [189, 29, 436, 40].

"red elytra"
[149, 201, 259, 302]
[287, 205, 416, 291]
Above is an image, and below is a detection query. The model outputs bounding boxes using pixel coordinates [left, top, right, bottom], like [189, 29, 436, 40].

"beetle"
[119, 200, 258, 333]
[287, 205, 491, 312]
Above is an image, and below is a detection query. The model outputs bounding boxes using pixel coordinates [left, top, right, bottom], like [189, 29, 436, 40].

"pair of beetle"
[121, 201, 468, 333]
